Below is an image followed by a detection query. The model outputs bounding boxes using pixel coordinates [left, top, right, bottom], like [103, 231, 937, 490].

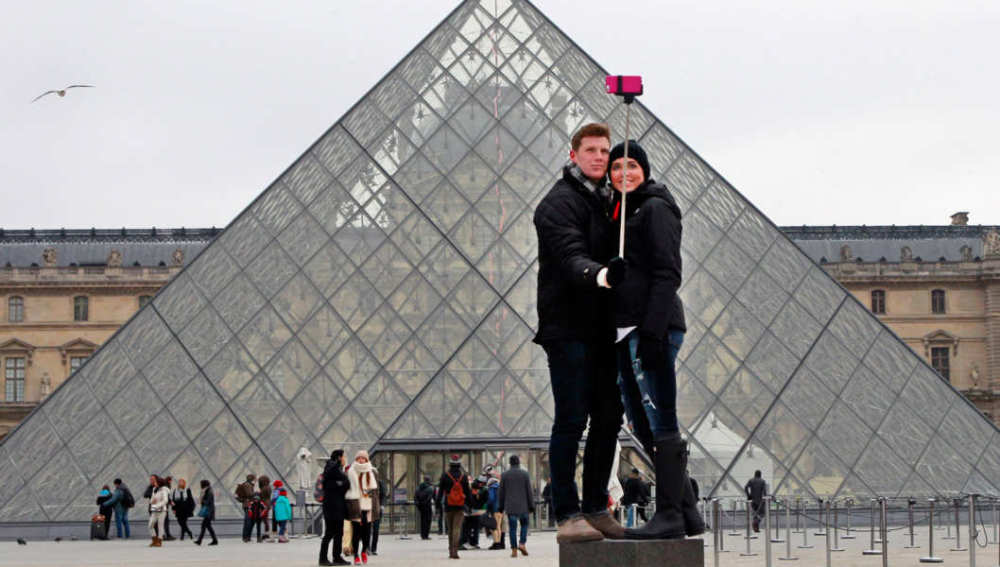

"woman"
[147, 476, 170, 547]
[194, 479, 218, 546]
[346, 450, 379, 565]
[606, 140, 704, 540]
[172, 478, 195, 540]
[96, 485, 113, 539]
[256, 475, 273, 542]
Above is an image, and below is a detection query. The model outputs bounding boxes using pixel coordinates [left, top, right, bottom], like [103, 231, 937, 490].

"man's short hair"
[754, 470, 762, 478]
[246, 474, 256, 482]
[113, 478, 122, 485]
[571, 123, 610, 151]
[630, 467, 639, 475]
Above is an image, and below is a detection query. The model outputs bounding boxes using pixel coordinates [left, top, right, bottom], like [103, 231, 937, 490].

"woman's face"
[356, 456, 369, 464]
[609, 157, 644, 193]
[149, 475, 157, 487]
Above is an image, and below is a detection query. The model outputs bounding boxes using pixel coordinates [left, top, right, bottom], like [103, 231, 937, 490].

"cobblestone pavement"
[0, 527, 997, 567]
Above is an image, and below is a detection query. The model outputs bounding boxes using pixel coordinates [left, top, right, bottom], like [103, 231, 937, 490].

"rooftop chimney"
[950, 211, 969, 226]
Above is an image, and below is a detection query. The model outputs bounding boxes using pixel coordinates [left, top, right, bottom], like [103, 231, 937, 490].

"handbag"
[198, 505, 210, 519]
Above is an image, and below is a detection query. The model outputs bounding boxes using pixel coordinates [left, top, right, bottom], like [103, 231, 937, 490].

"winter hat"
[273, 479, 283, 488]
[608, 139, 650, 182]
[355, 449, 370, 461]
[449, 454, 462, 465]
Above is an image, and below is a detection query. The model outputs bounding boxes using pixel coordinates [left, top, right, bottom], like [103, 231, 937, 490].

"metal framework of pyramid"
[1, 0, 997, 525]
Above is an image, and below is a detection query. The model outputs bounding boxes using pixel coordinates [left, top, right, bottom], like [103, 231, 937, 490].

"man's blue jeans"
[543, 340, 622, 523]
[114, 508, 130, 538]
[508, 513, 529, 548]
[616, 330, 683, 444]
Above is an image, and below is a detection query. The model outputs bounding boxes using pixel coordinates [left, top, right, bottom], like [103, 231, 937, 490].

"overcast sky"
[2, 0, 997, 231]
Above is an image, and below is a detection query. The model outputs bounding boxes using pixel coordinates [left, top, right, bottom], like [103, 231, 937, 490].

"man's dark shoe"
[318, 559, 333, 566]
[625, 436, 688, 540]
[164, 536, 176, 541]
[331, 559, 350, 566]
[208, 540, 218, 546]
[585, 511, 625, 539]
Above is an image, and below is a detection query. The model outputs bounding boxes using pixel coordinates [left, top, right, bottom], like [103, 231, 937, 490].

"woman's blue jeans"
[616, 330, 683, 442]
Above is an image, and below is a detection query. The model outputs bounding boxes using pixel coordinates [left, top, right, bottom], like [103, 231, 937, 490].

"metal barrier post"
[921, 498, 944, 563]
[798, 499, 813, 549]
[730, 499, 741, 536]
[780, 498, 798, 561]
[765, 496, 774, 567]
[993, 498, 998, 546]
[906, 498, 920, 548]
[881, 498, 889, 567]
[815, 498, 826, 535]
[831, 499, 845, 552]
[824, 500, 832, 567]
[713, 499, 721, 567]
[969, 494, 977, 567]
[795, 498, 802, 533]
[954, 497, 969, 552]
[863, 498, 882, 555]
[773, 498, 785, 543]
[741, 498, 757, 557]
[843, 498, 855, 539]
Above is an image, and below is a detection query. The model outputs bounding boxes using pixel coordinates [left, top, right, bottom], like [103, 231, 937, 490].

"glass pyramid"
[1, 0, 997, 524]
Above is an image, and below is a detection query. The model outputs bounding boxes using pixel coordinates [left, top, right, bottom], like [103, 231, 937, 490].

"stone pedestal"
[560, 538, 704, 567]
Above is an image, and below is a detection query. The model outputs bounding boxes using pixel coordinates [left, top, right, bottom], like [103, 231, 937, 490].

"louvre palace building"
[0, 0, 996, 537]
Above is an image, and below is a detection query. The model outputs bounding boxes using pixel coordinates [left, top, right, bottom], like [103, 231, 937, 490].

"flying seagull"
[31, 85, 95, 103]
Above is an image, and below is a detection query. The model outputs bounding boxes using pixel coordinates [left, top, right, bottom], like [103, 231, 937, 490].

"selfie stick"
[606, 75, 643, 257]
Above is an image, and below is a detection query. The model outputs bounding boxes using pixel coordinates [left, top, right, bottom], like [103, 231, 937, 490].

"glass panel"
[860, 329, 918, 395]
[5, 414, 64, 481]
[839, 365, 893, 432]
[84, 341, 139, 404]
[758, 237, 811, 295]
[790, 436, 848, 498]
[385, 338, 440, 399]
[357, 303, 410, 365]
[816, 401, 872, 468]
[0, 480, 46, 522]
[803, 330, 860, 397]
[353, 372, 411, 431]
[219, 212, 272, 269]
[231, 373, 285, 438]
[729, 210, 777, 262]
[936, 401, 996, 461]
[312, 125, 364, 179]
[272, 272, 324, 333]
[711, 300, 766, 360]
[246, 242, 298, 300]
[678, 269, 731, 327]
[717, 368, 776, 432]
[414, 372, 475, 436]
[769, 299, 822, 359]
[65, 409, 124, 480]
[325, 338, 381, 401]
[679, 207, 723, 265]
[203, 338, 260, 401]
[702, 237, 756, 295]
[184, 241, 241, 300]
[915, 435, 976, 496]
[898, 364, 954, 429]
[298, 305, 352, 366]
[276, 210, 328, 268]
[359, 240, 414, 300]
[28, 451, 89, 520]
[854, 437, 910, 496]
[685, 332, 741, 395]
[876, 399, 934, 464]
[303, 238, 354, 298]
[167, 374, 224, 440]
[263, 338, 317, 403]
[696, 180, 745, 232]
[794, 267, 845, 324]
[131, 411, 189, 475]
[238, 305, 294, 369]
[663, 153, 713, 205]
[212, 273, 267, 334]
[744, 331, 798, 393]
[342, 98, 391, 150]
[826, 299, 882, 360]
[329, 271, 382, 331]
[281, 153, 332, 207]
[141, 337, 199, 404]
[42, 374, 101, 444]
[256, 411, 319, 480]
[291, 371, 348, 434]
[196, 409, 253, 479]
[735, 267, 789, 327]
[309, 179, 360, 236]
[778, 367, 836, 430]
[177, 305, 231, 367]
[151, 272, 208, 331]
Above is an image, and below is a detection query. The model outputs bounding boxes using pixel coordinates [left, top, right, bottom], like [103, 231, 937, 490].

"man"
[438, 454, 472, 559]
[105, 478, 133, 539]
[235, 474, 256, 543]
[415, 476, 435, 540]
[319, 450, 350, 566]
[143, 475, 173, 541]
[621, 468, 649, 526]
[370, 474, 387, 555]
[498, 454, 534, 557]
[533, 122, 626, 543]
[745, 470, 767, 532]
[540, 478, 553, 528]
[162, 476, 175, 541]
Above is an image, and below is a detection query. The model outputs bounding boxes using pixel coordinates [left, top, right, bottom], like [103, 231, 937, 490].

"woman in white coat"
[346, 450, 380, 564]
[148, 476, 170, 547]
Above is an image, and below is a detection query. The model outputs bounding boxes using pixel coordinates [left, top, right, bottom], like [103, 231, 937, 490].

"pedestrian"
[95, 485, 113, 539]
[434, 484, 444, 535]
[319, 450, 351, 566]
[161, 476, 175, 541]
[148, 475, 170, 547]
[606, 139, 704, 539]
[171, 478, 195, 540]
[533, 122, 626, 543]
[271, 479, 284, 536]
[257, 475, 273, 542]
[235, 474, 256, 543]
[485, 474, 506, 550]
[745, 471, 767, 532]
[274, 488, 292, 543]
[541, 478, 553, 528]
[621, 468, 649, 526]
[369, 474, 386, 555]
[415, 476, 434, 540]
[346, 450, 379, 565]
[438, 454, 472, 559]
[460, 477, 487, 549]
[194, 479, 218, 546]
[105, 478, 133, 539]
[498, 455, 534, 557]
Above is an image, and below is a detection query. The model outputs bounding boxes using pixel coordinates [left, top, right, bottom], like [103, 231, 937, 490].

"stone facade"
[786, 223, 1000, 424]
[0, 229, 214, 439]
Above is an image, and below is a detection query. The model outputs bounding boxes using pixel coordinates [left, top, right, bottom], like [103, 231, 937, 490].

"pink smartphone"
[606, 75, 643, 97]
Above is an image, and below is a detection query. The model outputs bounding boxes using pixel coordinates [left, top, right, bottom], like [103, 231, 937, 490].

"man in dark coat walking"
[533, 122, 626, 543]
[498, 454, 534, 557]
[319, 450, 350, 566]
[745, 470, 767, 532]
[415, 476, 435, 540]
[621, 468, 649, 525]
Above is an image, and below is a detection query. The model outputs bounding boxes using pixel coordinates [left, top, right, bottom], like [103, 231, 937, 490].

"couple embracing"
[533, 122, 704, 543]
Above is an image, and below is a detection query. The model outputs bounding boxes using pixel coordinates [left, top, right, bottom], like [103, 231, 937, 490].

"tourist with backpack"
[105, 478, 134, 539]
[438, 454, 472, 559]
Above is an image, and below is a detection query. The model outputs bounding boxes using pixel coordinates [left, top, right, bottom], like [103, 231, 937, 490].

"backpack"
[313, 472, 325, 503]
[122, 487, 135, 509]
[446, 472, 466, 507]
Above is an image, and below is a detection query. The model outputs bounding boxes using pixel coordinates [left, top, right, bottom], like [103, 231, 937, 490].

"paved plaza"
[1, 526, 997, 567]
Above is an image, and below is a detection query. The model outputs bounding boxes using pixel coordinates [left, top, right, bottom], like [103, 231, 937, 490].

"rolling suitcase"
[90, 514, 107, 540]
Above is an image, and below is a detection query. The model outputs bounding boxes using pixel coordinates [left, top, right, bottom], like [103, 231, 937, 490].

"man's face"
[569, 136, 610, 181]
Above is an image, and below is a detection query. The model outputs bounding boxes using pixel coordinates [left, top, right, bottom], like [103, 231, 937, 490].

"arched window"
[870, 290, 885, 314]
[931, 289, 946, 314]
[73, 296, 89, 322]
[8, 296, 23, 323]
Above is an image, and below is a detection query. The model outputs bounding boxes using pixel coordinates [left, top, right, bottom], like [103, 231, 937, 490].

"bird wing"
[31, 90, 58, 102]
[66, 84, 95, 89]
